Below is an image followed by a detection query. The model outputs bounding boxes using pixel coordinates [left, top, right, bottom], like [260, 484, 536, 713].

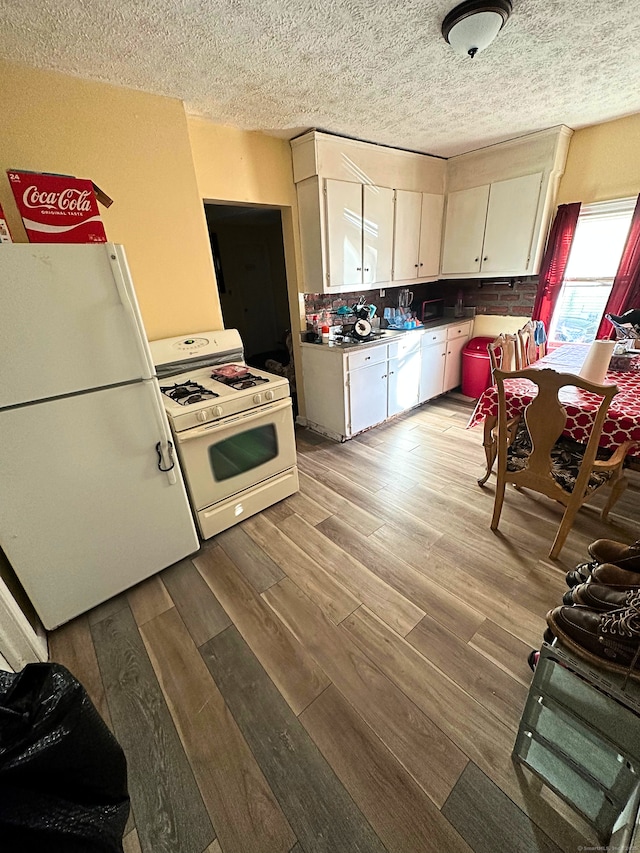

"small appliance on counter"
[150, 330, 299, 540]
[421, 298, 445, 324]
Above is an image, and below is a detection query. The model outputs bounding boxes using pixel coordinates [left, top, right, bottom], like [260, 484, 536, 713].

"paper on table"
[578, 340, 616, 385]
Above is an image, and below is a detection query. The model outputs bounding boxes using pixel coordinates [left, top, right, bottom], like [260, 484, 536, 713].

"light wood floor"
[50, 395, 640, 853]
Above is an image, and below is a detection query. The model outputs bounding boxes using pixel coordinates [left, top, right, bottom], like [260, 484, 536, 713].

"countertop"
[299, 315, 474, 353]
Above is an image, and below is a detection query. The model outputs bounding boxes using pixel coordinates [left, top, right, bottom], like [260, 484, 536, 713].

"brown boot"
[588, 539, 640, 571]
[563, 583, 640, 609]
[590, 563, 640, 587]
[546, 601, 640, 680]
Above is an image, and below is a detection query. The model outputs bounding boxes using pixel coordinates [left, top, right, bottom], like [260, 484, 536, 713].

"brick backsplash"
[303, 276, 539, 326]
[441, 276, 539, 317]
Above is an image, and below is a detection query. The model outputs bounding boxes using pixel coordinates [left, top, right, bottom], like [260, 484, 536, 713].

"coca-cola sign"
[7, 170, 107, 243]
[22, 187, 94, 212]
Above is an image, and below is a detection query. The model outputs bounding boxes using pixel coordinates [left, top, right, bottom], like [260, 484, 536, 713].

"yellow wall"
[557, 113, 640, 205]
[188, 117, 303, 313]
[0, 60, 220, 340]
[188, 117, 306, 404]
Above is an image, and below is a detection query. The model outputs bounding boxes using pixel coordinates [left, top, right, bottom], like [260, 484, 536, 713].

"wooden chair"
[516, 320, 538, 368]
[491, 367, 630, 559]
[487, 333, 518, 375]
[478, 334, 519, 486]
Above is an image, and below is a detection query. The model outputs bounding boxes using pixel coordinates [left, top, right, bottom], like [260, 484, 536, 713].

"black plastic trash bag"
[0, 662, 130, 852]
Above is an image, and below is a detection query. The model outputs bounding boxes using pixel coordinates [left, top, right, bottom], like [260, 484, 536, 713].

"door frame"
[0, 575, 48, 671]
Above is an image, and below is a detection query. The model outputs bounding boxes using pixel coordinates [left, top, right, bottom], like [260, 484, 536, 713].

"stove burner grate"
[211, 371, 270, 391]
[160, 381, 220, 406]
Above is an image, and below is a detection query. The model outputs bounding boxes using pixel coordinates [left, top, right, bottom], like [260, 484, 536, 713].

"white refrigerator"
[0, 243, 199, 629]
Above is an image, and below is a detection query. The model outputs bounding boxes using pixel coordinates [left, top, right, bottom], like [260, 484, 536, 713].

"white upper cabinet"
[419, 192, 445, 278]
[363, 184, 394, 286]
[441, 174, 542, 277]
[325, 179, 364, 289]
[441, 126, 572, 279]
[392, 191, 421, 280]
[292, 126, 571, 290]
[301, 177, 394, 293]
[440, 185, 490, 276]
[482, 173, 543, 273]
[392, 191, 443, 282]
[292, 131, 446, 294]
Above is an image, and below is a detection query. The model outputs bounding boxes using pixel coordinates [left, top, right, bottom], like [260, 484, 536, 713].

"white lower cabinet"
[349, 361, 388, 434]
[420, 334, 447, 403]
[420, 322, 472, 401]
[443, 335, 469, 392]
[387, 337, 421, 417]
[300, 322, 472, 440]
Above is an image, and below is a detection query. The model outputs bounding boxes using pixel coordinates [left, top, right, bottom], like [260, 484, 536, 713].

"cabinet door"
[481, 173, 543, 274]
[363, 185, 394, 286]
[419, 341, 447, 403]
[325, 179, 363, 288]
[443, 336, 469, 392]
[418, 193, 444, 278]
[348, 362, 388, 435]
[392, 190, 422, 281]
[388, 349, 421, 416]
[441, 185, 490, 275]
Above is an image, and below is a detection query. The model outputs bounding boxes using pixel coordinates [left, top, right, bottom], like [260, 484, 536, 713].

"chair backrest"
[517, 320, 537, 368]
[493, 367, 618, 501]
[487, 334, 518, 375]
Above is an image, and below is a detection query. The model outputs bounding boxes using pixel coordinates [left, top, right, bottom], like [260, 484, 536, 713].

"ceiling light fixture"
[442, 0, 512, 58]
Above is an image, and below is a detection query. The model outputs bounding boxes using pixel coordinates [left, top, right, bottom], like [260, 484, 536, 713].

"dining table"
[469, 343, 640, 485]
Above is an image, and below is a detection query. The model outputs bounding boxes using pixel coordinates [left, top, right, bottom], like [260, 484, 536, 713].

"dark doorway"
[204, 203, 291, 371]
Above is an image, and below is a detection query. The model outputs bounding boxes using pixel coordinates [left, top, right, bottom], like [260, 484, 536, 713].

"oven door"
[174, 397, 296, 510]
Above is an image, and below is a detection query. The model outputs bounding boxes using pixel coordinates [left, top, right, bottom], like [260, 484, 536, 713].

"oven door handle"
[175, 397, 292, 442]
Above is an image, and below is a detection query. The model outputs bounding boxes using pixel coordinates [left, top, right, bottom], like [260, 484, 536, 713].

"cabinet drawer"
[421, 328, 447, 347]
[347, 345, 387, 371]
[447, 322, 472, 341]
[388, 336, 421, 359]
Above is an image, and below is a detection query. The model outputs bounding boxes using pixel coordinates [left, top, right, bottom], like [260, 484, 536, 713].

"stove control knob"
[196, 409, 209, 423]
[265, 390, 275, 401]
[253, 393, 262, 404]
[212, 406, 223, 418]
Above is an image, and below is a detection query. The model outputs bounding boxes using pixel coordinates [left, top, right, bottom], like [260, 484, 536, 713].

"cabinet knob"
[365, 356, 371, 360]
[414, 263, 419, 268]
[356, 267, 362, 271]
[483, 257, 488, 261]
[419, 262, 423, 267]
[364, 268, 369, 272]
[474, 257, 479, 263]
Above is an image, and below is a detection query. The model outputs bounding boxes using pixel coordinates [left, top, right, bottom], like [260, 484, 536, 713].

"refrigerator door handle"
[156, 440, 176, 473]
[107, 245, 155, 379]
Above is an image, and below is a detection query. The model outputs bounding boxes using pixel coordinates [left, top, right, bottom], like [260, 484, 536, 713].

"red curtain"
[532, 203, 581, 331]
[597, 193, 640, 338]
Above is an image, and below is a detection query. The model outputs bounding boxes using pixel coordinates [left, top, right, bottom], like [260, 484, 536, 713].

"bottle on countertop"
[455, 289, 464, 318]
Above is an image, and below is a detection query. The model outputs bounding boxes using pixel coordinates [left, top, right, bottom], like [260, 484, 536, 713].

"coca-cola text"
[23, 186, 93, 212]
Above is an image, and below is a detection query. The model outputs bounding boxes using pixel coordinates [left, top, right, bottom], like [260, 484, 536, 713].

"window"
[549, 198, 635, 343]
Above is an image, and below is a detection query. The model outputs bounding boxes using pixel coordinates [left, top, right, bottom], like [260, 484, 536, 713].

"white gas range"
[149, 330, 299, 539]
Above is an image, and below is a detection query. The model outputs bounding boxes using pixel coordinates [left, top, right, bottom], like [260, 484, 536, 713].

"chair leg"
[601, 475, 628, 521]
[491, 471, 507, 531]
[478, 417, 497, 487]
[549, 503, 582, 559]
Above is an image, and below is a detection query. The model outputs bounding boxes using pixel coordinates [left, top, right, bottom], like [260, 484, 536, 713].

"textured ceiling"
[2, 0, 640, 157]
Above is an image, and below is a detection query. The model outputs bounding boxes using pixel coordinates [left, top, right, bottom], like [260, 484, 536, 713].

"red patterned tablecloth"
[468, 349, 640, 456]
